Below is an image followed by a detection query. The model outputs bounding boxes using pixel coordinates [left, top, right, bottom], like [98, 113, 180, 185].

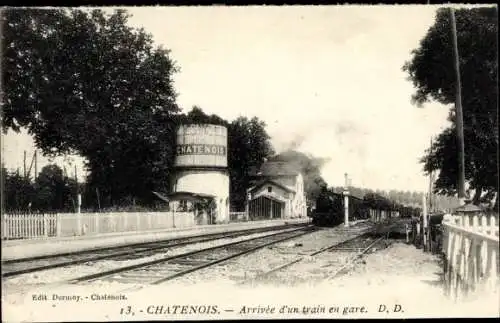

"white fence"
[442, 213, 499, 300]
[369, 209, 399, 222]
[1, 211, 195, 240]
[229, 212, 247, 222]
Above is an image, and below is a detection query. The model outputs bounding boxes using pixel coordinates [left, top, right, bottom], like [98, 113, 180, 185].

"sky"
[2, 5, 475, 192]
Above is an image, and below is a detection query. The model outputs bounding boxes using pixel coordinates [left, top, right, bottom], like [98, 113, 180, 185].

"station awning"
[152, 191, 215, 203]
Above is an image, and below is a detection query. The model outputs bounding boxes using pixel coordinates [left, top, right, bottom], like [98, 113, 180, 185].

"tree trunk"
[494, 192, 499, 211]
[472, 187, 482, 205]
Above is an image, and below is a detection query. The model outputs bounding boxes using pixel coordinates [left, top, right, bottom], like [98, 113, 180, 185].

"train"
[311, 189, 369, 227]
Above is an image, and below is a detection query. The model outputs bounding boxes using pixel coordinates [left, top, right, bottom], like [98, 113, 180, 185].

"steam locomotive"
[311, 190, 369, 227]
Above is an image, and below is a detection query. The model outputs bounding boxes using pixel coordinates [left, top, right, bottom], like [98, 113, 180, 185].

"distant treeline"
[2, 164, 78, 212]
[330, 186, 460, 212]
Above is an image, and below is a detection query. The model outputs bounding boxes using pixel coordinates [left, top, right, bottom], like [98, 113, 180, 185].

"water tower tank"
[172, 124, 229, 223]
[175, 124, 227, 168]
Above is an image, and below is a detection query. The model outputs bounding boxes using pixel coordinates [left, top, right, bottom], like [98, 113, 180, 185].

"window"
[268, 186, 272, 193]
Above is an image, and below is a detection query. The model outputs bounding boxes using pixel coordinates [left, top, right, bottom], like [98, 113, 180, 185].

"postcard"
[1, 4, 498, 322]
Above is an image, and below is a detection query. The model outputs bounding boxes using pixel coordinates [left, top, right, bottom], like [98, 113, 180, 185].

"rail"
[442, 213, 499, 301]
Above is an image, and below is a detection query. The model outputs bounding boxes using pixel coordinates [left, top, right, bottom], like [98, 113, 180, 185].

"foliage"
[228, 116, 275, 210]
[2, 167, 36, 211]
[332, 185, 458, 212]
[403, 7, 498, 206]
[2, 8, 180, 207]
[34, 165, 79, 211]
[179, 106, 228, 127]
[2, 164, 77, 212]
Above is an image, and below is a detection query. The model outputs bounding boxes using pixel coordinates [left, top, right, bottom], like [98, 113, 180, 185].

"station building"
[246, 161, 307, 220]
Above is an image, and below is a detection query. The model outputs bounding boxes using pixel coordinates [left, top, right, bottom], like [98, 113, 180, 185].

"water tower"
[172, 124, 229, 223]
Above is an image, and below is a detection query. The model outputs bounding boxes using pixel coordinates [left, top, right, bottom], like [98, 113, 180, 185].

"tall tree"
[181, 106, 228, 126]
[2, 9, 180, 206]
[403, 7, 498, 206]
[33, 164, 76, 211]
[3, 168, 36, 211]
[228, 116, 275, 210]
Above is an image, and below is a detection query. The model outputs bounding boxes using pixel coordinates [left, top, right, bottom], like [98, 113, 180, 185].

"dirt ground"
[3, 226, 498, 321]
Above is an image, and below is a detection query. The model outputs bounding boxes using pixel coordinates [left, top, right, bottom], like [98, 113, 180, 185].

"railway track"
[242, 230, 387, 284]
[69, 225, 317, 286]
[1, 223, 308, 278]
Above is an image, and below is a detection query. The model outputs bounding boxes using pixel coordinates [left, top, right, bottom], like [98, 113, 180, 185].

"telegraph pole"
[343, 173, 350, 227]
[450, 8, 467, 206]
[75, 165, 81, 214]
[34, 150, 38, 179]
[23, 151, 27, 179]
[428, 137, 434, 212]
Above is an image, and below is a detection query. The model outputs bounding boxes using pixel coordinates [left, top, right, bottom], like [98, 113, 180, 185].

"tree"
[403, 7, 498, 206]
[2, 9, 180, 206]
[3, 167, 36, 211]
[228, 116, 275, 210]
[181, 106, 228, 127]
[33, 164, 76, 211]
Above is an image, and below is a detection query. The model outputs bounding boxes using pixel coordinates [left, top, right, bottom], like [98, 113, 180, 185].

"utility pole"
[74, 165, 81, 214]
[450, 8, 467, 206]
[428, 137, 434, 213]
[422, 194, 428, 252]
[34, 150, 38, 179]
[343, 173, 350, 227]
[23, 151, 27, 179]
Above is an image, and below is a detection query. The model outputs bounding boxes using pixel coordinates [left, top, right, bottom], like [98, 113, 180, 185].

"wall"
[173, 169, 230, 223]
[267, 175, 296, 191]
[247, 176, 307, 219]
[292, 173, 307, 218]
[251, 183, 289, 203]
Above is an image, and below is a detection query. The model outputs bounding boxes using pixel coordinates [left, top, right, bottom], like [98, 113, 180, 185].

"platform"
[1, 218, 311, 261]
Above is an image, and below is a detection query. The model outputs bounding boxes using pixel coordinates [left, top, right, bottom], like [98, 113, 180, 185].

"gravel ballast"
[3, 223, 498, 321]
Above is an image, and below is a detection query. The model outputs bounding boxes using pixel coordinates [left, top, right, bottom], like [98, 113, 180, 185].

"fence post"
[122, 213, 128, 232]
[43, 213, 48, 237]
[56, 213, 62, 237]
[488, 246, 498, 291]
[76, 212, 82, 236]
[480, 214, 487, 235]
[472, 214, 479, 232]
[95, 213, 99, 234]
[490, 215, 497, 236]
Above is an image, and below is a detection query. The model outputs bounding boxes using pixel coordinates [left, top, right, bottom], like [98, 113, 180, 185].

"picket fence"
[229, 212, 247, 222]
[1, 211, 195, 240]
[442, 213, 499, 300]
[369, 209, 400, 222]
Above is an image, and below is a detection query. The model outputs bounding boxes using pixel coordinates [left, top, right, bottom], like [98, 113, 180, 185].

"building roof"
[250, 161, 301, 177]
[152, 191, 215, 202]
[248, 179, 296, 193]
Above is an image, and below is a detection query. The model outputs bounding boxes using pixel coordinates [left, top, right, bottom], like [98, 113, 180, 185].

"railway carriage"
[312, 189, 369, 227]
